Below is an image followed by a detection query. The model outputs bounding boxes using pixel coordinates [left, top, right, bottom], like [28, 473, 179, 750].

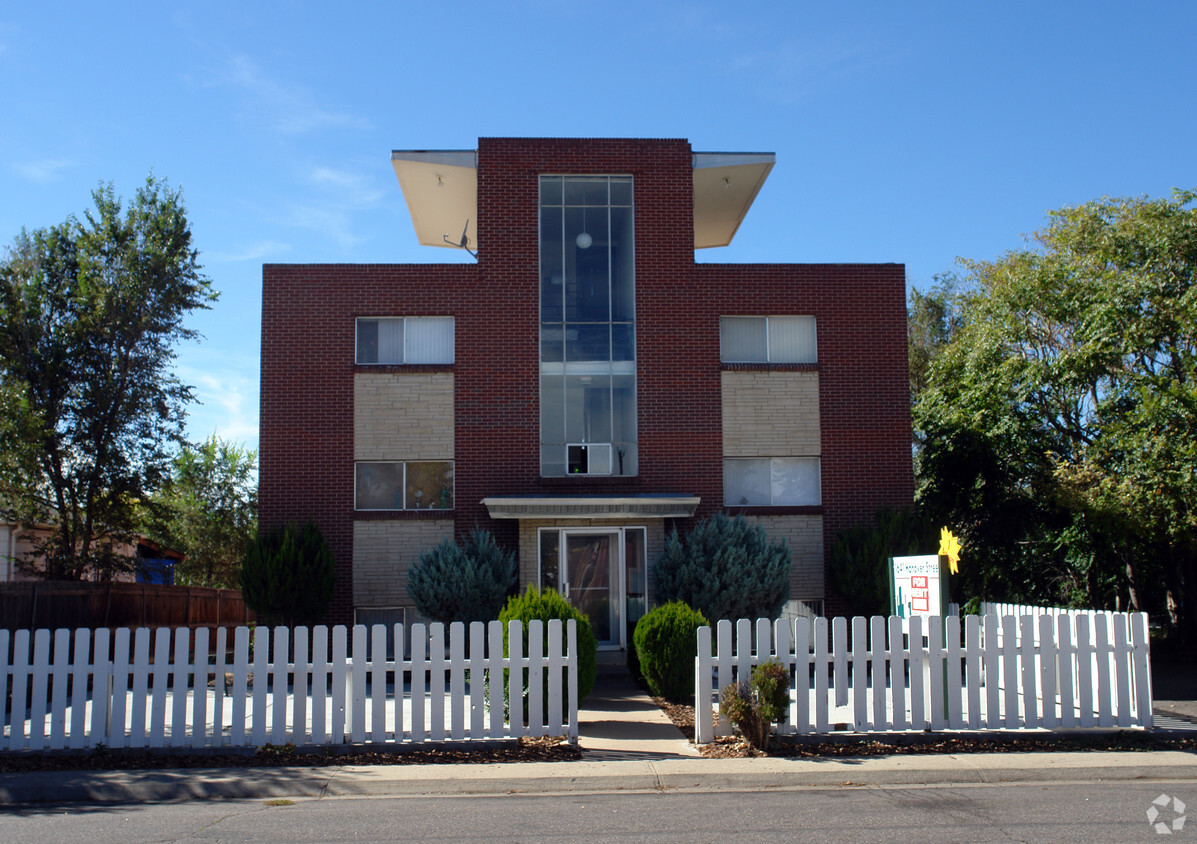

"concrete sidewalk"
[2, 751, 1196, 805]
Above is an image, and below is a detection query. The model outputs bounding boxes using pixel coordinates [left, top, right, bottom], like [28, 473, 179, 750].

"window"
[356, 317, 454, 364]
[354, 461, 454, 510]
[720, 316, 816, 363]
[723, 457, 820, 506]
[539, 175, 637, 477]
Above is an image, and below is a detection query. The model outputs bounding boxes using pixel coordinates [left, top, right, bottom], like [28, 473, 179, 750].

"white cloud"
[203, 240, 289, 264]
[13, 158, 75, 184]
[278, 164, 387, 248]
[219, 54, 370, 135]
[175, 358, 259, 451]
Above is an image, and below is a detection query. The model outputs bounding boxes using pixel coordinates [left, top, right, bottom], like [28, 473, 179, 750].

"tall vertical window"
[539, 176, 636, 476]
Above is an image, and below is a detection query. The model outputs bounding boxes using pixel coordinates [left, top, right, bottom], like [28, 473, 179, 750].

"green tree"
[915, 189, 1197, 634]
[0, 177, 216, 580]
[241, 520, 335, 627]
[144, 436, 257, 588]
[406, 528, 518, 624]
[653, 512, 791, 622]
[830, 507, 937, 618]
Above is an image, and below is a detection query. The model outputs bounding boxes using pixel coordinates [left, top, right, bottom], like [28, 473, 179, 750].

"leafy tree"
[908, 272, 967, 404]
[915, 189, 1196, 635]
[240, 520, 334, 627]
[406, 528, 518, 624]
[632, 601, 709, 702]
[144, 436, 257, 588]
[0, 177, 216, 580]
[653, 513, 791, 622]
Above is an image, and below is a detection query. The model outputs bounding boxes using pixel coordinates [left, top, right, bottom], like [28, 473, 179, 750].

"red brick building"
[260, 137, 912, 651]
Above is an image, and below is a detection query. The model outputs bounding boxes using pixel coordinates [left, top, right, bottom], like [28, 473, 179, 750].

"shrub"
[240, 520, 334, 627]
[719, 659, 791, 750]
[406, 528, 517, 624]
[653, 513, 791, 623]
[632, 601, 709, 701]
[499, 585, 598, 705]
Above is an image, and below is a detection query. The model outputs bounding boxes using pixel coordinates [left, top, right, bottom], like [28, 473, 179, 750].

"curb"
[3, 751, 1197, 805]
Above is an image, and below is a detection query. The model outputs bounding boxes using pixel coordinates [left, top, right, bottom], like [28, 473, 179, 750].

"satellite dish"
[443, 220, 478, 260]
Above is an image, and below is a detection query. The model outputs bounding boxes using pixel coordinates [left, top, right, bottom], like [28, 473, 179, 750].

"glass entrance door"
[563, 532, 619, 647]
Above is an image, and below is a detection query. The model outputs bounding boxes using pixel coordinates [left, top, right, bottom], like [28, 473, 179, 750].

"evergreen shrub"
[653, 513, 791, 623]
[632, 601, 709, 702]
[406, 529, 518, 624]
[499, 585, 598, 705]
[240, 520, 334, 627]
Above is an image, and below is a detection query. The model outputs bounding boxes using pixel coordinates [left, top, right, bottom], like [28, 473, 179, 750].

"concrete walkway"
[577, 669, 699, 760]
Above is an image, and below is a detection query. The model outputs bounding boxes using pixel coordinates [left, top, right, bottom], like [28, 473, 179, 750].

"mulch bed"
[0, 735, 580, 774]
[649, 696, 1197, 759]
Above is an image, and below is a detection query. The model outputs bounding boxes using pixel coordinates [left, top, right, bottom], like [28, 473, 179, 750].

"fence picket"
[1094, 614, 1113, 727]
[909, 615, 925, 729]
[695, 625, 713, 743]
[964, 616, 981, 729]
[889, 616, 906, 731]
[171, 628, 190, 747]
[370, 624, 386, 744]
[69, 628, 89, 749]
[469, 622, 485, 739]
[547, 620, 563, 737]
[1018, 616, 1037, 729]
[449, 622, 465, 741]
[1038, 615, 1057, 729]
[129, 628, 150, 748]
[10, 630, 32, 749]
[395, 623, 407, 741]
[149, 629, 171, 747]
[192, 628, 209, 747]
[46, 630, 68, 750]
[832, 616, 848, 708]
[331, 625, 347, 743]
[1113, 615, 1131, 729]
[293, 626, 309, 746]
[869, 616, 885, 730]
[230, 626, 249, 746]
[213, 627, 227, 746]
[851, 617, 867, 730]
[310, 625, 328, 745]
[488, 621, 503, 739]
[528, 620, 544, 737]
[251, 626, 268, 746]
[508, 620, 523, 739]
[813, 617, 830, 733]
[1131, 614, 1152, 727]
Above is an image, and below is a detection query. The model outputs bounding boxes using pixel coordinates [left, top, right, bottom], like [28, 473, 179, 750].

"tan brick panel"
[721, 371, 820, 457]
[354, 373, 454, 461]
[352, 519, 455, 608]
[745, 514, 825, 602]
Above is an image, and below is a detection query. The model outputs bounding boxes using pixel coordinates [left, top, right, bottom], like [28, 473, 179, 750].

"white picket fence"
[695, 613, 1152, 744]
[0, 619, 578, 752]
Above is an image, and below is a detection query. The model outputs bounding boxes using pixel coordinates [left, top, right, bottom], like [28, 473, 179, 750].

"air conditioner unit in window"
[567, 443, 612, 475]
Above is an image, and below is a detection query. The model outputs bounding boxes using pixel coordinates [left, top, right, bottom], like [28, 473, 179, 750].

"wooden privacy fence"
[0, 582, 253, 632]
[0, 619, 578, 752]
[695, 613, 1152, 744]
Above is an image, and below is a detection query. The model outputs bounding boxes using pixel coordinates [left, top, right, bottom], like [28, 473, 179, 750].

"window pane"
[539, 530, 560, 591]
[611, 323, 635, 362]
[356, 319, 379, 363]
[574, 211, 610, 322]
[768, 316, 817, 363]
[406, 317, 454, 363]
[540, 206, 564, 322]
[610, 206, 635, 322]
[720, 317, 767, 362]
[541, 324, 564, 363]
[356, 463, 405, 510]
[540, 374, 565, 445]
[405, 461, 454, 510]
[539, 176, 562, 205]
[609, 178, 632, 206]
[772, 457, 821, 506]
[378, 318, 404, 364]
[567, 323, 610, 362]
[723, 458, 771, 506]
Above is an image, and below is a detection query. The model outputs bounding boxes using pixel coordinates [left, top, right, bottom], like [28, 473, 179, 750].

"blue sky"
[2, 2, 1194, 453]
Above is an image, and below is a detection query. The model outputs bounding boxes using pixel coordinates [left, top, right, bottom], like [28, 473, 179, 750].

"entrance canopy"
[481, 494, 700, 521]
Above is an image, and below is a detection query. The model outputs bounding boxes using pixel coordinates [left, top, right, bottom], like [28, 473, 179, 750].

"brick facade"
[259, 138, 913, 626]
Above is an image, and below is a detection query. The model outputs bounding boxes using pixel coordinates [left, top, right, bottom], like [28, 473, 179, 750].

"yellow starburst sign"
[939, 527, 962, 575]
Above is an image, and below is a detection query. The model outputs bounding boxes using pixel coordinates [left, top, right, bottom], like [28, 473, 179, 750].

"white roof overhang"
[482, 495, 700, 520]
[391, 147, 775, 250]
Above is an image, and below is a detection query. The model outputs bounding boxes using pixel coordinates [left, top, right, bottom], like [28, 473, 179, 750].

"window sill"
[354, 364, 454, 373]
[354, 510, 455, 521]
[720, 362, 819, 372]
[724, 505, 823, 517]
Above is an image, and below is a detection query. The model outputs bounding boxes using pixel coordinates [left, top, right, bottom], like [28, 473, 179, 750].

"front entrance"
[539, 527, 646, 649]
